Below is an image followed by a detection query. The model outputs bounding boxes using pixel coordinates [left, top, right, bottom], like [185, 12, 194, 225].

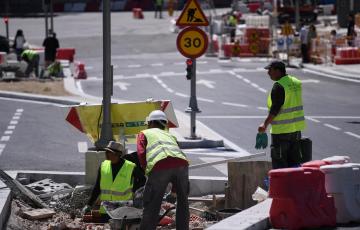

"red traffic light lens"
[3, 17, 9, 23]
[186, 59, 193, 66]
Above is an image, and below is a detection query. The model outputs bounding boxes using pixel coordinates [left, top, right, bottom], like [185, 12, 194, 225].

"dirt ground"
[0, 79, 72, 96]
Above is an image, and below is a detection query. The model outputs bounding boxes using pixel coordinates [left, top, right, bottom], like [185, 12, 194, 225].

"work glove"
[165, 192, 177, 204]
[255, 132, 268, 149]
[81, 205, 91, 215]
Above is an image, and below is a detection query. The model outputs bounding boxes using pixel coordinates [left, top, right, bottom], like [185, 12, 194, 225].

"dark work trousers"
[154, 5, 163, 18]
[140, 165, 189, 230]
[25, 55, 40, 78]
[271, 131, 302, 169]
[301, 44, 309, 63]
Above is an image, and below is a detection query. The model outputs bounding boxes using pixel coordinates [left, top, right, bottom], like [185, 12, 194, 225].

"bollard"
[218, 34, 230, 60]
[74, 61, 87, 79]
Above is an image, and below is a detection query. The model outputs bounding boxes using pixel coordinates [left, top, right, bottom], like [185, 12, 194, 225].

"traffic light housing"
[186, 59, 193, 80]
[3, 17, 8, 24]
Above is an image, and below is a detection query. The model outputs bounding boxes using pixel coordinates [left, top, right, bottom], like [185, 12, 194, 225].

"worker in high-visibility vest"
[21, 49, 40, 78]
[82, 141, 146, 220]
[137, 110, 189, 230]
[154, 0, 164, 19]
[257, 61, 306, 169]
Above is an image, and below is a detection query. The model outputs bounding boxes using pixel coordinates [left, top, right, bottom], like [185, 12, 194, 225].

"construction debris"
[0, 169, 48, 208]
[22, 208, 56, 220]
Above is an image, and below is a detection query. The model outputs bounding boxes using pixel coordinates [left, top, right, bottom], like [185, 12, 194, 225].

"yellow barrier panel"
[66, 100, 178, 143]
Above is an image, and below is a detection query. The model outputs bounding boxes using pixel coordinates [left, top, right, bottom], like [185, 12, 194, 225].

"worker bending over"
[137, 110, 190, 230]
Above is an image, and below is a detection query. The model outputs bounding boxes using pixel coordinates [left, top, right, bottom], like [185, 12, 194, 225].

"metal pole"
[186, 58, 200, 139]
[295, 0, 300, 31]
[50, 0, 54, 33]
[44, 1, 49, 38]
[95, 0, 113, 149]
[5, 21, 9, 40]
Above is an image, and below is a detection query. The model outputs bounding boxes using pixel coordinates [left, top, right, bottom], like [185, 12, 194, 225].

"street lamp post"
[95, 0, 113, 149]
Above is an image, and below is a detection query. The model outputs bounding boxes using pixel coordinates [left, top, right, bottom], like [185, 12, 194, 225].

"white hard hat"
[146, 110, 168, 124]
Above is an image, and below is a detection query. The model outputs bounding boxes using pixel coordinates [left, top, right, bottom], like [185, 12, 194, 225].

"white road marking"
[197, 61, 208, 64]
[324, 123, 341, 131]
[78, 142, 88, 153]
[302, 79, 320, 83]
[306, 117, 320, 123]
[114, 82, 131, 91]
[222, 102, 248, 108]
[4, 130, 13, 135]
[135, 73, 151, 78]
[1, 136, 10, 141]
[128, 64, 141, 68]
[14, 112, 22, 116]
[344, 132, 360, 139]
[0, 144, 5, 156]
[198, 115, 266, 119]
[209, 69, 223, 73]
[151, 63, 164, 67]
[10, 120, 18, 125]
[199, 157, 228, 176]
[197, 97, 214, 103]
[174, 62, 184, 65]
[257, 107, 268, 110]
[16, 109, 24, 112]
[303, 69, 360, 83]
[12, 116, 20, 120]
[197, 79, 216, 89]
[243, 78, 250, 83]
[251, 83, 259, 88]
[175, 92, 189, 98]
[7, 126, 15, 130]
[166, 88, 174, 93]
[159, 72, 178, 76]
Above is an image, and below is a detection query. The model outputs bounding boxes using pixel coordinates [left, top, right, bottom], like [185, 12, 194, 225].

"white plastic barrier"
[320, 163, 360, 224]
[322, 155, 351, 165]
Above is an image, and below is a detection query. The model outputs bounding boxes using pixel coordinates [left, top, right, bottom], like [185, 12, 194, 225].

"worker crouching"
[82, 141, 146, 222]
[21, 49, 40, 78]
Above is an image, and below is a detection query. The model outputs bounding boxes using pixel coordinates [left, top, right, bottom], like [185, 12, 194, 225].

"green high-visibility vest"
[267, 75, 306, 134]
[156, 0, 163, 6]
[21, 50, 37, 61]
[142, 128, 188, 175]
[99, 160, 135, 214]
[228, 15, 237, 27]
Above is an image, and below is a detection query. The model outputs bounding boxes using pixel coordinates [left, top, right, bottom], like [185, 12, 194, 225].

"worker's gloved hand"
[165, 192, 177, 204]
[255, 132, 268, 149]
[81, 205, 91, 215]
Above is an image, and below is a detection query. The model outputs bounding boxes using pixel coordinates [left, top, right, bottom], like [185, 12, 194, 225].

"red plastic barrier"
[302, 160, 330, 168]
[74, 61, 87, 79]
[56, 48, 75, 62]
[132, 8, 144, 19]
[247, 2, 261, 13]
[269, 167, 336, 230]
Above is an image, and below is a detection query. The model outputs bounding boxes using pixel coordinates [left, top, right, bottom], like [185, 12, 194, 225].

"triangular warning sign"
[176, 0, 209, 26]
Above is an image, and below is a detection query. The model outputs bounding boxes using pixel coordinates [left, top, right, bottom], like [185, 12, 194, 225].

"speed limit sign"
[176, 27, 208, 59]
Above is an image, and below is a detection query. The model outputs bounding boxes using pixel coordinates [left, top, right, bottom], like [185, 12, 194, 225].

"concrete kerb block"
[189, 176, 228, 197]
[85, 150, 106, 185]
[0, 180, 11, 230]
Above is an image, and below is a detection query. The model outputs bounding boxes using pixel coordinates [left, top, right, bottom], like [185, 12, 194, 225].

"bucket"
[216, 208, 242, 219]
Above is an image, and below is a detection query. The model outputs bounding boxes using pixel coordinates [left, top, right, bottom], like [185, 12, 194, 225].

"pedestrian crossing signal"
[176, 0, 209, 26]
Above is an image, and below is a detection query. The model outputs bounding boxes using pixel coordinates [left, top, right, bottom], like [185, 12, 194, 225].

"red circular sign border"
[176, 27, 209, 59]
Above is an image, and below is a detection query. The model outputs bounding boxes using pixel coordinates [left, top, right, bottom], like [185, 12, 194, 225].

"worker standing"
[42, 30, 60, 68]
[258, 61, 306, 169]
[137, 110, 189, 230]
[21, 49, 40, 78]
[154, 0, 164, 19]
[228, 12, 238, 43]
[82, 141, 146, 221]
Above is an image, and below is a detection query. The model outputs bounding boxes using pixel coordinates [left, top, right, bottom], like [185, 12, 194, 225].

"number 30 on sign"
[176, 27, 208, 59]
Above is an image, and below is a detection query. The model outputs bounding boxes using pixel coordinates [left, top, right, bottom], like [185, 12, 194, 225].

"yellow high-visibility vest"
[99, 160, 135, 214]
[142, 128, 188, 175]
[267, 75, 306, 134]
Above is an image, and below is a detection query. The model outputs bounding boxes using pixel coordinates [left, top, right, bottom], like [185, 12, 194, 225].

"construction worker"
[137, 110, 189, 230]
[258, 61, 306, 169]
[82, 141, 146, 221]
[154, 0, 164, 19]
[21, 49, 40, 78]
[228, 12, 237, 43]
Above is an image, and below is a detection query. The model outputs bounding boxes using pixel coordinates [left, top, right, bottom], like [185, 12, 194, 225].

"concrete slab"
[0, 181, 11, 230]
[207, 199, 272, 230]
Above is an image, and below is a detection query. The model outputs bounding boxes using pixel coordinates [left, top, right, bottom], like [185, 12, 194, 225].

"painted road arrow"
[197, 79, 215, 89]
[114, 82, 131, 90]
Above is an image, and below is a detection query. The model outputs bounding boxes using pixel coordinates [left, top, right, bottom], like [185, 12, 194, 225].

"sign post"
[176, 0, 209, 139]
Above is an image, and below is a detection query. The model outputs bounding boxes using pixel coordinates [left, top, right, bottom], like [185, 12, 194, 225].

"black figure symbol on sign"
[186, 8, 203, 22]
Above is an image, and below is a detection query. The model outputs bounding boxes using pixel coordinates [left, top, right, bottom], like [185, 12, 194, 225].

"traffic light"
[3, 17, 8, 24]
[186, 59, 193, 80]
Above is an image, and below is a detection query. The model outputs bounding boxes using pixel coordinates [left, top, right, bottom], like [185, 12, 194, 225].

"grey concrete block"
[85, 150, 106, 185]
[189, 176, 228, 197]
[207, 199, 272, 230]
[26, 178, 72, 195]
